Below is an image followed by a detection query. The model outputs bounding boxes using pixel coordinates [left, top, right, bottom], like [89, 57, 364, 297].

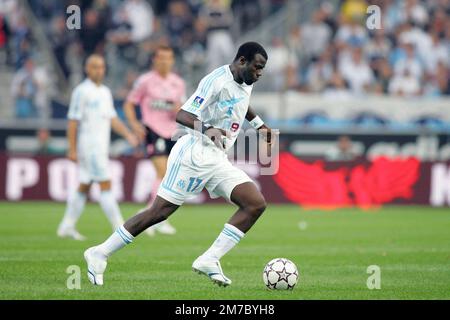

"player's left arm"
[111, 117, 139, 147]
[246, 105, 273, 145]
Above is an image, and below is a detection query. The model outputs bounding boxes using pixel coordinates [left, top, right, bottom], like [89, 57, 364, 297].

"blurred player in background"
[124, 45, 186, 236]
[57, 54, 138, 240]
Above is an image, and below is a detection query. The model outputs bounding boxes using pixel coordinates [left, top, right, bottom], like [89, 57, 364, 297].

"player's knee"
[245, 198, 267, 217]
[78, 184, 91, 193]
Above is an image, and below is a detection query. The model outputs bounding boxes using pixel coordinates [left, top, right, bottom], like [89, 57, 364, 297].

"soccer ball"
[263, 258, 299, 290]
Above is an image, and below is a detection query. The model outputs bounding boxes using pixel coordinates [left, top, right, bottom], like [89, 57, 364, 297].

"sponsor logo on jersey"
[191, 96, 204, 109]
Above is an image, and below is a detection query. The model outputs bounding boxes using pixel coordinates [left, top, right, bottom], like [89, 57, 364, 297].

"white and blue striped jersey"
[67, 79, 117, 156]
[181, 65, 253, 151]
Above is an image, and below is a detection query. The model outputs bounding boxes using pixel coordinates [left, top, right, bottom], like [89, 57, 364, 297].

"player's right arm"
[67, 120, 78, 162]
[66, 86, 83, 162]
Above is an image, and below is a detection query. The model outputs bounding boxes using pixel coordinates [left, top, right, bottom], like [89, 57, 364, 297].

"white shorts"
[78, 150, 111, 184]
[157, 134, 253, 205]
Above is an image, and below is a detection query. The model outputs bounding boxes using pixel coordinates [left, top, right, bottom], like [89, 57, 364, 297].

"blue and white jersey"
[67, 79, 117, 156]
[181, 65, 253, 151]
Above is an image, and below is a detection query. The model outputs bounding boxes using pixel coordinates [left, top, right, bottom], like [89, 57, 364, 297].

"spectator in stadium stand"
[264, 36, 295, 92]
[10, 58, 38, 118]
[165, 0, 194, 56]
[108, 7, 135, 64]
[49, 16, 71, 79]
[340, 0, 366, 22]
[300, 8, 332, 60]
[200, 0, 234, 72]
[286, 25, 305, 66]
[388, 68, 421, 97]
[423, 31, 448, 75]
[231, 0, 262, 33]
[393, 41, 422, 82]
[0, 14, 11, 65]
[424, 60, 450, 96]
[372, 57, 393, 94]
[339, 46, 374, 95]
[325, 135, 358, 161]
[305, 49, 333, 93]
[12, 16, 31, 69]
[92, 0, 113, 31]
[364, 29, 392, 60]
[397, 20, 431, 63]
[78, 9, 107, 56]
[429, 9, 448, 35]
[322, 69, 352, 101]
[122, 0, 154, 43]
[334, 15, 368, 50]
[402, 0, 429, 27]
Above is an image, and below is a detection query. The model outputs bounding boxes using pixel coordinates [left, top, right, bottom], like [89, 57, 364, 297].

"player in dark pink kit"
[124, 45, 186, 236]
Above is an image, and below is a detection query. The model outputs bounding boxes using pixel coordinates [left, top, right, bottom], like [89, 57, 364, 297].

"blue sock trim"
[222, 229, 241, 243]
[224, 225, 243, 240]
[116, 227, 132, 244]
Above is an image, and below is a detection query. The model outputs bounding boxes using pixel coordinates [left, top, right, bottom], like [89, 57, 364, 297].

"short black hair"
[234, 42, 268, 62]
[155, 45, 174, 55]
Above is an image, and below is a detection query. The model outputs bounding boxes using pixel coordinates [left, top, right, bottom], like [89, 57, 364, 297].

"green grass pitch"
[0, 201, 449, 299]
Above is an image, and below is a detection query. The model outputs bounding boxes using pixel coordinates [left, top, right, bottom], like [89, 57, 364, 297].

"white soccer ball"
[263, 258, 299, 290]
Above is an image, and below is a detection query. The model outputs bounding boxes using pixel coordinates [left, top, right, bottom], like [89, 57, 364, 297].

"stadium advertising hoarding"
[1, 153, 449, 207]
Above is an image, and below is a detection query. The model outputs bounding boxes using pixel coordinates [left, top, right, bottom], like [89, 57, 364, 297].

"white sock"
[202, 223, 245, 261]
[96, 225, 134, 257]
[59, 191, 87, 230]
[99, 190, 124, 230]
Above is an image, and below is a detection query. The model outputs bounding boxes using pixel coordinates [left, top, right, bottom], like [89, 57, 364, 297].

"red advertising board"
[1, 153, 449, 207]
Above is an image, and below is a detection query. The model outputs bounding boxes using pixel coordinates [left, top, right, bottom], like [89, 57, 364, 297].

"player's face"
[86, 57, 106, 84]
[242, 54, 267, 85]
[153, 49, 175, 75]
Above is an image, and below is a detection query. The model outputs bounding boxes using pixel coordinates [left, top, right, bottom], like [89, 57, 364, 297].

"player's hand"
[126, 133, 139, 148]
[205, 127, 228, 150]
[259, 125, 277, 157]
[259, 125, 274, 145]
[130, 121, 146, 142]
[67, 149, 77, 162]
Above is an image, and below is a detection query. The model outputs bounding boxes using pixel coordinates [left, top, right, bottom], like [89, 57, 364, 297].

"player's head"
[153, 45, 175, 76]
[233, 42, 268, 85]
[85, 54, 106, 84]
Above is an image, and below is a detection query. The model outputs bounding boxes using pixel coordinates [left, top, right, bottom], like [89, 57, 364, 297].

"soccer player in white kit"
[84, 42, 273, 286]
[57, 55, 138, 240]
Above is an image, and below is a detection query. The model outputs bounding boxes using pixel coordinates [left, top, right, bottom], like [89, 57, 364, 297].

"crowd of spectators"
[1, 0, 284, 118]
[27, 0, 284, 88]
[266, 0, 450, 97]
[1, 0, 52, 119]
[1, 0, 450, 120]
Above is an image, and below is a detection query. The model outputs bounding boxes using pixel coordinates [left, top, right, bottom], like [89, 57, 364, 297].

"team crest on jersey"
[191, 96, 204, 109]
[177, 179, 186, 190]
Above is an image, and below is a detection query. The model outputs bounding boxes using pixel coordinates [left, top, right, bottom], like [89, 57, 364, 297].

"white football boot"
[192, 256, 232, 287]
[144, 227, 155, 237]
[146, 221, 177, 236]
[84, 247, 107, 286]
[57, 227, 86, 241]
[155, 220, 177, 235]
